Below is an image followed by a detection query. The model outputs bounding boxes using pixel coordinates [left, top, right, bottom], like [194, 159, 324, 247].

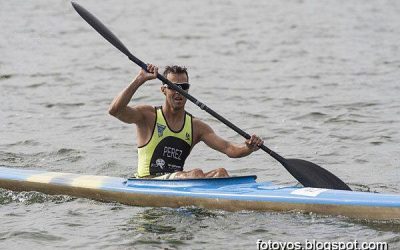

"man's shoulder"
[133, 105, 156, 122]
[192, 117, 212, 131]
[191, 117, 215, 144]
[135, 104, 156, 113]
[191, 116, 203, 125]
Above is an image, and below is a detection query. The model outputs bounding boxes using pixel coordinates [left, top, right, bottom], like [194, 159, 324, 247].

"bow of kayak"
[0, 166, 399, 221]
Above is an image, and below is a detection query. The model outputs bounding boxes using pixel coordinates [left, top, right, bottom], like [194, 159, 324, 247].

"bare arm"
[194, 119, 263, 158]
[108, 64, 158, 124]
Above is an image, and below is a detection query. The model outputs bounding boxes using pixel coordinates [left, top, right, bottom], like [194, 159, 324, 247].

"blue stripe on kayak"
[104, 182, 400, 208]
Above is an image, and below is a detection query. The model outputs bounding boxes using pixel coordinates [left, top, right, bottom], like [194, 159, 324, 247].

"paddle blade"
[283, 159, 352, 190]
[71, 2, 134, 59]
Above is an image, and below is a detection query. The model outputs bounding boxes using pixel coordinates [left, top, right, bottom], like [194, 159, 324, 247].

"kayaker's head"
[161, 65, 190, 111]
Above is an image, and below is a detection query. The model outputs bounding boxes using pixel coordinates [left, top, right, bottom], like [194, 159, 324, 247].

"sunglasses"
[164, 82, 190, 91]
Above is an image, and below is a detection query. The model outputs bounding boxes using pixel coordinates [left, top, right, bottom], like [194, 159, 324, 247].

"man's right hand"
[109, 64, 158, 123]
[136, 64, 158, 83]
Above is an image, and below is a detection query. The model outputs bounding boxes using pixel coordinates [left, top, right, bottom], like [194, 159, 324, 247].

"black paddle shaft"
[71, 2, 351, 190]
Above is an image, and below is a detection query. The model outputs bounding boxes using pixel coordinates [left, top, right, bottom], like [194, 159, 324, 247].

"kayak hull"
[1, 167, 399, 221]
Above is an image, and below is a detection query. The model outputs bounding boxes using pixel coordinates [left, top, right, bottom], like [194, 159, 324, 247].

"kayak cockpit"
[125, 175, 257, 188]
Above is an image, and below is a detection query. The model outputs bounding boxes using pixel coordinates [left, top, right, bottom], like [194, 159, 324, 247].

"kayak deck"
[1, 166, 399, 221]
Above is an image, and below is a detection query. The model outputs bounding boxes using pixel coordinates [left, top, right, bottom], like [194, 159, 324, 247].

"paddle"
[71, 2, 351, 191]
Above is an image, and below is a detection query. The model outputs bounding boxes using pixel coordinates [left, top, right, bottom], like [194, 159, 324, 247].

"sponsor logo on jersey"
[157, 123, 166, 137]
[155, 158, 165, 169]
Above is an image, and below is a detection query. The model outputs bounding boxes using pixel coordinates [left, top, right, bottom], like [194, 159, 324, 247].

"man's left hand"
[245, 134, 264, 152]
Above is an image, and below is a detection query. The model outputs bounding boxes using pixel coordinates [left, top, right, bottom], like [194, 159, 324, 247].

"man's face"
[163, 73, 189, 110]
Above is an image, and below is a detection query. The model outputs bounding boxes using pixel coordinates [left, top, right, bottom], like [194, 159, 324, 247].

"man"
[109, 64, 263, 179]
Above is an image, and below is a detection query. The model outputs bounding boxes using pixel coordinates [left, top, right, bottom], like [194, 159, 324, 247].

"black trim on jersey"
[187, 112, 194, 148]
[137, 106, 157, 149]
[160, 106, 187, 133]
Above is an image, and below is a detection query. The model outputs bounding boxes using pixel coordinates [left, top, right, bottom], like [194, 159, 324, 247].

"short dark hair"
[163, 65, 189, 82]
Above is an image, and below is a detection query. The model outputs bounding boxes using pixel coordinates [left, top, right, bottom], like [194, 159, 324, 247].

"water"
[1, 0, 400, 249]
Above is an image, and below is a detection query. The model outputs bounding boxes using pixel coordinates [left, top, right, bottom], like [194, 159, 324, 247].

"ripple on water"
[3, 140, 40, 148]
[0, 148, 84, 168]
[42, 102, 85, 109]
[119, 207, 225, 248]
[0, 189, 75, 205]
[291, 112, 328, 121]
[324, 114, 368, 125]
[0, 74, 13, 80]
[5, 230, 66, 243]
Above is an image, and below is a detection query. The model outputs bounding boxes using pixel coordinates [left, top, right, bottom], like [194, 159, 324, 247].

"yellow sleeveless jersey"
[136, 106, 193, 177]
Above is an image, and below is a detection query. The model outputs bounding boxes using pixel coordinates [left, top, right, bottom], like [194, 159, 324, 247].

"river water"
[1, 0, 399, 249]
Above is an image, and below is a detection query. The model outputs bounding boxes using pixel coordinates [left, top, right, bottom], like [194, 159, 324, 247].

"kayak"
[0, 166, 399, 221]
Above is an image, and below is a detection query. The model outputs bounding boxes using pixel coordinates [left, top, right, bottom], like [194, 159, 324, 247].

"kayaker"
[109, 64, 264, 179]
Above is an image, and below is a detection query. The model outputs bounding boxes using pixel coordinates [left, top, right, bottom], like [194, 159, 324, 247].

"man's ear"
[161, 86, 167, 96]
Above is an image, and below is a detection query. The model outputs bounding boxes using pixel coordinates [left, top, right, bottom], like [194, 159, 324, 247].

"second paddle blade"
[71, 1, 134, 59]
[283, 159, 352, 190]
